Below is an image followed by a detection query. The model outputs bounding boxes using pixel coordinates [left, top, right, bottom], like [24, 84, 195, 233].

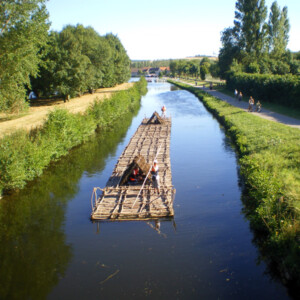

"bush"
[0, 79, 147, 195]
[226, 72, 300, 108]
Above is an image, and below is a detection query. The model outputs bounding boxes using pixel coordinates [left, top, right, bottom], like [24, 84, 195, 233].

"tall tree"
[0, 0, 49, 112]
[268, 1, 290, 58]
[105, 34, 131, 86]
[218, 27, 241, 78]
[234, 0, 268, 58]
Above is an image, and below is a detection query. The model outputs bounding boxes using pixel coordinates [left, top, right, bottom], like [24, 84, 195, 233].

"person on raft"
[128, 167, 143, 184]
[151, 160, 160, 194]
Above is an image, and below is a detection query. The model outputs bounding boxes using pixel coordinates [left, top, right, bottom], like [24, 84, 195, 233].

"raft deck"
[91, 116, 175, 220]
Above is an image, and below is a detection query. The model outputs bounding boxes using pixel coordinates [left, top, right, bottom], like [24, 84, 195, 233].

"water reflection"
[0, 182, 72, 299]
[0, 81, 292, 299]
[0, 106, 140, 300]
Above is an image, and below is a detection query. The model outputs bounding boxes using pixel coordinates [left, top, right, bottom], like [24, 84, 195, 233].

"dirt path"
[0, 83, 134, 138]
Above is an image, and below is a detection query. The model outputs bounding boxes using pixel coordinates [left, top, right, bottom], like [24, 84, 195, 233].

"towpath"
[179, 80, 300, 129]
[0, 83, 134, 138]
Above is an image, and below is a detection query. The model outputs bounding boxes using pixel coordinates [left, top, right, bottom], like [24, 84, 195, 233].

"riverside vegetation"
[0, 105, 142, 300]
[169, 80, 300, 290]
[0, 78, 147, 196]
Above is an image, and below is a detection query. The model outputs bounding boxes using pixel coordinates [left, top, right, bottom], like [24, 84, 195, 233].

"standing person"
[161, 105, 166, 118]
[251, 97, 255, 112]
[151, 160, 160, 194]
[234, 89, 238, 99]
[238, 92, 242, 102]
[209, 83, 213, 90]
[248, 97, 252, 111]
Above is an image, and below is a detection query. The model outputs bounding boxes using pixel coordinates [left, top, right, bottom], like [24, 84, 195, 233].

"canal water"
[0, 81, 291, 299]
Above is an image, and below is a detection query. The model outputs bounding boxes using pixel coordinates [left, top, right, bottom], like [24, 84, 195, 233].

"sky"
[46, 0, 300, 60]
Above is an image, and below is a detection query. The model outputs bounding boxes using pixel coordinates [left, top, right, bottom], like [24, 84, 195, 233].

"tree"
[199, 58, 210, 80]
[0, 0, 50, 112]
[188, 62, 199, 78]
[209, 62, 220, 78]
[218, 27, 242, 78]
[104, 34, 131, 86]
[169, 60, 178, 76]
[234, 0, 268, 58]
[268, 1, 290, 59]
[32, 25, 132, 98]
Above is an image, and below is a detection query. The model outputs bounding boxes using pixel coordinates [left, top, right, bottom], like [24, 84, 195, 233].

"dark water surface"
[0, 82, 290, 299]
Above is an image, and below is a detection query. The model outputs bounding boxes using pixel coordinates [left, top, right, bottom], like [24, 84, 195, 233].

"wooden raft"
[91, 113, 175, 220]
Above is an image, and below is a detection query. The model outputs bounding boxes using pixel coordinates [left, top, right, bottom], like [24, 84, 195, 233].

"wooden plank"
[91, 116, 175, 220]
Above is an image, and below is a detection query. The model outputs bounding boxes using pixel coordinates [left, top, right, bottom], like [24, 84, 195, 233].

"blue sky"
[46, 0, 300, 60]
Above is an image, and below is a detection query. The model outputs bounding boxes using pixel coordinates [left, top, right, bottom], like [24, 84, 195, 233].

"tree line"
[169, 58, 219, 80]
[0, 1, 131, 113]
[218, 0, 299, 78]
[131, 60, 171, 69]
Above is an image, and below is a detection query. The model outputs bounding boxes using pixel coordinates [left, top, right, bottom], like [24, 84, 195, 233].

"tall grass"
[0, 77, 147, 195]
[169, 80, 300, 288]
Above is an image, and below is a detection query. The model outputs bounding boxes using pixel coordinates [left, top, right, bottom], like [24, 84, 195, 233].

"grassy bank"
[0, 78, 147, 196]
[169, 80, 300, 289]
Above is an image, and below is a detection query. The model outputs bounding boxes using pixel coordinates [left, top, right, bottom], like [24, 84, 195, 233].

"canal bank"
[169, 79, 300, 292]
[0, 80, 293, 299]
[0, 79, 147, 197]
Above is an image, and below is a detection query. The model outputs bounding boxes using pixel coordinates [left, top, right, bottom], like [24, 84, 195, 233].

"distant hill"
[186, 56, 218, 61]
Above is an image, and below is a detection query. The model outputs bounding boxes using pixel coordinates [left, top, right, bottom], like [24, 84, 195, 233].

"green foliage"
[0, 104, 143, 299]
[218, 1, 293, 78]
[226, 72, 300, 108]
[268, 2, 289, 59]
[169, 80, 300, 286]
[0, 79, 147, 195]
[30, 25, 131, 99]
[0, 0, 50, 112]
[1, 10, 131, 112]
[234, 0, 268, 56]
[169, 58, 219, 79]
[131, 59, 171, 68]
[246, 61, 260, 73]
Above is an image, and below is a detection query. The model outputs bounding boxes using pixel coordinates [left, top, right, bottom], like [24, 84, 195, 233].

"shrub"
[0, 79, 147, 195]
[227, 72, 300, 108]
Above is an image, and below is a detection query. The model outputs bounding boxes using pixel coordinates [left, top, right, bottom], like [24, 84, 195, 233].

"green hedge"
[227, 72, 300, 109]
[169, 79, 300, 288]
[0, 78, 147, 195]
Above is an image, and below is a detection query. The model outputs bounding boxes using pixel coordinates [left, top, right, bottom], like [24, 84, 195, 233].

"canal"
[0, 81, 291, 299]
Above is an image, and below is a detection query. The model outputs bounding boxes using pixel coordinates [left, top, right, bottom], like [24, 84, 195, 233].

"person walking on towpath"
[151, 160, 160, 194]
[256, 101, 262, 112]
[238, 91, 243, 102]
[248, 96, 255, 112]
[179, 79, 300, 129]
[234, 89, 238, 99]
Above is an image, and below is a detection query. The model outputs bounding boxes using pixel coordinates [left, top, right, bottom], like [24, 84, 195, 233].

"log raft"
[91, 113, 175, 220]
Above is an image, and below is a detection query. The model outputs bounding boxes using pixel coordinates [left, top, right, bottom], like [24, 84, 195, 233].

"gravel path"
[196, 85, 300, 129]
